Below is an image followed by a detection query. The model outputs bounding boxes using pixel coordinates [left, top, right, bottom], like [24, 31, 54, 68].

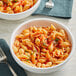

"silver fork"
[46, 0, 54, 8]
[0, 47, 17, 76]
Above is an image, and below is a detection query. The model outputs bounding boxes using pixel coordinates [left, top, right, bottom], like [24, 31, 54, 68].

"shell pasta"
[0, 0, 37, 14]
[13, 24, 71, 68]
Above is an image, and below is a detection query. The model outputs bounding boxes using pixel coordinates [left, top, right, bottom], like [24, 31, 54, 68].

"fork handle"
[7, 63, 17, 76]
[49, 0, 53, 3]
[1, 61, 17, 76]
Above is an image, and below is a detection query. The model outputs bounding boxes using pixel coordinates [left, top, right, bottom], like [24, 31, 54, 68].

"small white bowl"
[0, 0, 41, 20]
[10, 18, 75, 73]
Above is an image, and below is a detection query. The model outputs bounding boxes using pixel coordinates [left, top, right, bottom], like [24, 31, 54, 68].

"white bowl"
[0, 0, 41, 20]
[10, 18, 75, 73]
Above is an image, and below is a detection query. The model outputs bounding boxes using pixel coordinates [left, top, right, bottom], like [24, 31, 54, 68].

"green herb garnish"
[57, 48, 59, 49]
[14, 0, 18, 2]
[41, 47, 44, 49]
[45, 38, 48, 40]
[34, 49, 37, 52]
[26, 59, 29, 62]
[43, 43, 48, 47]
[27, 55, 30, 57]
[31, 52, 34, 55]
[52, 38, 54, 40]
[55, 38, 59, 42]
[8, 0, 11, 2]
[40, 34, 41, 37]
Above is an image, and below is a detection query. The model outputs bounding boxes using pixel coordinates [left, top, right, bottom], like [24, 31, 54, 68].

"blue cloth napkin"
[0, 39, 27, 76]
[33, 0, 73, 19]
[0, 63, 13, 76]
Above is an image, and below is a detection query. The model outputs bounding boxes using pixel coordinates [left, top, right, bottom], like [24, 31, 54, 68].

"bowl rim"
[0, 0, 41, 16]
[10, 18, 75, 70]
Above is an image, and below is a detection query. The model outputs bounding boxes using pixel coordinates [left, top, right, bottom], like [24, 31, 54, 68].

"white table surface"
[0, 0, 76, 76]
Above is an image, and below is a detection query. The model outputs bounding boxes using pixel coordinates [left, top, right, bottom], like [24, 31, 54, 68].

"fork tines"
[0, 47, 7, 62]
